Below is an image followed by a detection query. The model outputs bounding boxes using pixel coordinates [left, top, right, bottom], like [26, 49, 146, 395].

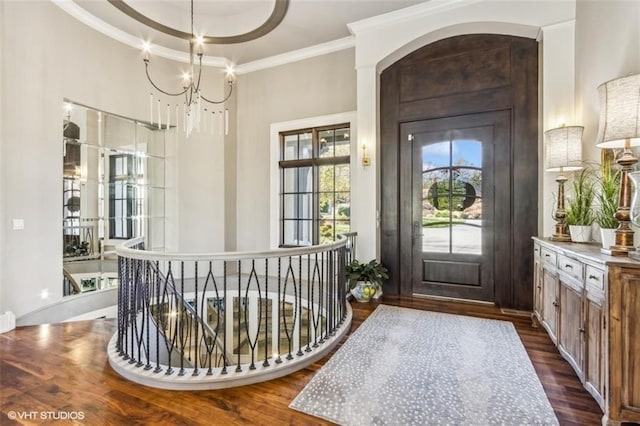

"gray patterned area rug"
[290, 304, 558, 425]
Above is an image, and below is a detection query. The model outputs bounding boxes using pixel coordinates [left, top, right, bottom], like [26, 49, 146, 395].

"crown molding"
[347, 0, 482, 35]
[234, 36, 355, 75]
[51, 0, 230, 68]
[53, 0, 351, 72]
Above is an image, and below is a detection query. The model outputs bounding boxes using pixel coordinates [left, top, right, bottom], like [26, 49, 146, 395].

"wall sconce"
[362, 144, 371, 167]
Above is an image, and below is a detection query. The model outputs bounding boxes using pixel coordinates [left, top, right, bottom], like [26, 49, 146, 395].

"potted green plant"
[566, 168, 596, 242]
[346, 259, 389, 302]
[595, 161, 620, 249]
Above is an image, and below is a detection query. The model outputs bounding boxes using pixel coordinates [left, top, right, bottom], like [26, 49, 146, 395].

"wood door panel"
[585, 298, 604, 405]
[399, 88, 512, 122]
[621, 273, 640, 409]
[421, 260, 480, 286]
[542, 268, 558, 342]
[559, 281, 584, 378]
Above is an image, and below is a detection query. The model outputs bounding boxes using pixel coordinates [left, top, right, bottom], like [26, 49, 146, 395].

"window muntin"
[279, 124, 350, 246]
[421, 140, 482, 255]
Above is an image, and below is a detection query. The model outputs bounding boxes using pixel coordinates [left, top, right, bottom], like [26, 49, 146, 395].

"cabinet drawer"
[586, 266, 605, 291]
[558, 255, 584, 281]
[534, 244, 541, 258]
[541, 248, 557, 266]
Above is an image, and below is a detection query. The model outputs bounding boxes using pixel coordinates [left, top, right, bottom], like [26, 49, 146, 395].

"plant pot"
[600, 228, 616, 249]
[350, 281, 377, 302]
[569, 225, 591, 243]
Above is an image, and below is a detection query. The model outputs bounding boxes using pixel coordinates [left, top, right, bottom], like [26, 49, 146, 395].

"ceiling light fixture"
[141, 0, 233, 137]
[109, 0, 289, 138]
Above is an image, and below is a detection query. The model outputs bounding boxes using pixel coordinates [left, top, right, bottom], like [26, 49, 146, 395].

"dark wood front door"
[400, 111, 509, 302]
[380, 34, 538, 309]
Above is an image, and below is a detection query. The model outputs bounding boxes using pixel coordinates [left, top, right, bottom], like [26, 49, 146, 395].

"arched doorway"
[380, 34, 538, 310]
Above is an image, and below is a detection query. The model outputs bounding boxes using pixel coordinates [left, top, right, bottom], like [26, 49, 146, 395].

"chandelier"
[141, 0, 233, 137]
[108, 0, 289, 137]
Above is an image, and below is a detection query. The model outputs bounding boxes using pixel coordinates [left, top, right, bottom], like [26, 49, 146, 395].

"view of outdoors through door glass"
[422, 140, 482, 254]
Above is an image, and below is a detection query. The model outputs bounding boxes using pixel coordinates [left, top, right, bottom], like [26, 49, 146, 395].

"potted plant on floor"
[566, 168, 596, 243]
[595, 161, 620, 249]
[346, 259, 389, 302]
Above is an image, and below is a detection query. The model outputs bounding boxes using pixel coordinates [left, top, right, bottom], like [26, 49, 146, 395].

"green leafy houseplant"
[566, 168, 596, 226]
[595, 161, 621, 230]
[346, 259, 389, 291]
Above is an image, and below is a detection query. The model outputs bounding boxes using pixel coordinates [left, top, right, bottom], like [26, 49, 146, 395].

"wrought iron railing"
[109, 233, 355, 390]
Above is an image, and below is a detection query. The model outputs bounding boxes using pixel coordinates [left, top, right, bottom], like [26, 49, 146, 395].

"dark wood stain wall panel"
[400, 47, 511, 102]
[380, 34, 539, 310]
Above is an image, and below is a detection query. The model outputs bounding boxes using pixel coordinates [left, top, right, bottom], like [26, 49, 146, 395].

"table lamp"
[595, 73, 640, 256]
[545, 126, 584, 241]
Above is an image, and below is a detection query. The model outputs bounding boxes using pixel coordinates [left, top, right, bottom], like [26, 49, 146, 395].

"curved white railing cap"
[116, 233, 355, 262]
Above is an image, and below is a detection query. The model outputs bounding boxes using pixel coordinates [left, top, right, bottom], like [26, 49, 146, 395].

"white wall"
[235, 49, 357, 251]
[575, 0, 640, 164]
[0, 0, 5, 316]
[0, 2, 227, 319]
[540, 21, 577, 237]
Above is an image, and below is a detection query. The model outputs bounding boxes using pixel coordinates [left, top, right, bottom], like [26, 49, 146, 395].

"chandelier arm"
[145, 61, 190, 97]
[200, 83, 233, 105]
[194, 55, 203, 94]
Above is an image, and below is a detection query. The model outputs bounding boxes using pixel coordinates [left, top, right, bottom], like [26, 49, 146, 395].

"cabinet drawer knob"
[545, 254, 550, 258]
[588, 274, 598, 280]
[579, 327, 586, 333]
[552, 300, 559, 307]
[565, 264, 573, 269]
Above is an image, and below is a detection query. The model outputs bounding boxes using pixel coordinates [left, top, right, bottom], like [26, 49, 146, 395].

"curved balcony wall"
[108, 233, 356, 390]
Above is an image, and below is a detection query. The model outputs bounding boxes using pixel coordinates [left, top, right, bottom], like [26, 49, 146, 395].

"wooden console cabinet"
[532, 237, 640, 425]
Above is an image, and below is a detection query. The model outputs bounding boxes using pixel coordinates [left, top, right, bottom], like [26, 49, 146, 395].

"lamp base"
[550, 234, 572, 242]
[601, 245, 634, 256]
[603, 143, 638, 257]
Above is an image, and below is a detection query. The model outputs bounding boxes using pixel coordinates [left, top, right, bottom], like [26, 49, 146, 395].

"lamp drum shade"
[596, 73, 640, 149]
[545, 126, 584, 172]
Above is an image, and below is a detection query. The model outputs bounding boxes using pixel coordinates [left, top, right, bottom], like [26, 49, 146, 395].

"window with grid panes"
[109, 154, 137, 239]
[279, 124, 350, 246]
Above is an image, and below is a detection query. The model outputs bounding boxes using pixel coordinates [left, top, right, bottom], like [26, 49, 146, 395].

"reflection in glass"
[319, 127, 350, 158]
[62, 102, 167, 296]
[299, 133, 312, 159]
[421, 140, 482, 255]
[284, 135, 297, 160]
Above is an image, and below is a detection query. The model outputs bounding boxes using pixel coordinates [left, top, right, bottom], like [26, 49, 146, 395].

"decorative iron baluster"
[282, 257, 297, 360]
[236, 260, 242, 373]
[192, 261, 199, 376]
[144, 260, 152, 370]
[297, 255, 303, 357]
[310, 252, 322, 348]
[243, 260, 262, 370]
[154, 260, 162, 373]
[275, 257, 282, 364]
[222, 261, 228, 375]
[263, 260, 270, 368]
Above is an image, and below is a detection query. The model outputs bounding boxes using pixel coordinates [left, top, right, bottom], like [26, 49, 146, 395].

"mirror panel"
[63, 102, 167, 297]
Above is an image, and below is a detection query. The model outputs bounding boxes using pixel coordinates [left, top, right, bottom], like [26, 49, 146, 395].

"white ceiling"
[65, 0, 427, 66]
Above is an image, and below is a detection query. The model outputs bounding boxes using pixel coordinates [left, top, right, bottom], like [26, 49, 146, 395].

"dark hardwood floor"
[1, 296, 603, 425]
